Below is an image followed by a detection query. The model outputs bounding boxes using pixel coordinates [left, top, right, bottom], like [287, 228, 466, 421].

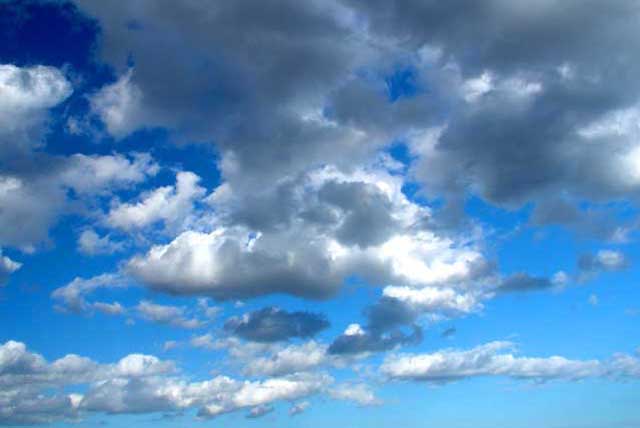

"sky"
[1, 0, 640, 427]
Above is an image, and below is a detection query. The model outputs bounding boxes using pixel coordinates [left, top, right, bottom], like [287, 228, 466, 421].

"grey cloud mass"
[225, 307, 330, 343]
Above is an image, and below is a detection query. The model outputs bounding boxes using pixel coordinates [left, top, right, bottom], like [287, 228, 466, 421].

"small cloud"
[163, 340, 181, 352]
[189, 333, 215, 350]
[441, 327, 456, 338]
[224, 307, 329, 343]
[588, 294, 599, 306]
[289, 401, 310, 416]
[578, 250, 629, 282]
[246, 404, 274, 419]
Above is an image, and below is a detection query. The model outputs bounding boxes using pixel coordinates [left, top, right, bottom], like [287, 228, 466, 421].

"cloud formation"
[224, 307, 330, 343]
[381, 341, 640, 384]
[0, 340, 340, 424]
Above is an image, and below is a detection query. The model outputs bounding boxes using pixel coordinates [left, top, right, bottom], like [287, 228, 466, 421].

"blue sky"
[1, 1, 640, 427]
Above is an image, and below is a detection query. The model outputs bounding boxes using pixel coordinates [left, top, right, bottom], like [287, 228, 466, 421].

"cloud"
[58, 152, 159, 196]
[243, 341, 329, 377]
[163, 341, 180, 352]
[288, 401, 310, 416]
[333, 0, 640, 213]
[380, 341, 612, 383]
[328, 323, 422, 356]
[51, 273, 127, 314]
[126, 226, 344, 300]
[0, 340, 173, 425]
[127, 165, 489, 301]
[578, 250, 630, 281]
[189, 334, 215, 350]
[92, 301, 125, 316]
[77, 229, 124, 255]
[106, 171, 205, 232]
[328, 383, 382, 406]
[224, 307, 329, 343]
[0, 339, 346, 424]
[89, 68, 149, 139]
[74, 0, 375, 183]
[0, 248, 21, 285]
[135, 300, 203, 329]
[245, 404, 274, 419]
[0, 150, 157, 250]
[0, 64, 71, 141]
[495, 272, 555, 294]
[67, 0, 640, 240]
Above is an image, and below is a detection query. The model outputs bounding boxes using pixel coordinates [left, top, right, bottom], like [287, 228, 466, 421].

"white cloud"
[163, 341, 180, 352]
[381, 341, 604, 383]
[59, 152, 159, 195]
[127, 165, 489, 303]
[244, 341, 329, 377]
[92, 301, 125, 316]
[198, 372, 331, 418]
[90, 69, 147, 139]
[288, 401, 310, 416]
[0, 339, 338, 423]
[107, 171, 205, 231]
[592, 250, 628, 270]
[0, 152, 157, 250]
[77, 229, 123, 255]
[136, 300, 203, 329]
[190, 334, 215, 349]
[382, 285, 483, 317]
[51, 273, 126, 314]
[578, 249, 629, 281]
[328, 383, 381, 406]
[0, 248, 21, 285]
[0, 64, 71, 134]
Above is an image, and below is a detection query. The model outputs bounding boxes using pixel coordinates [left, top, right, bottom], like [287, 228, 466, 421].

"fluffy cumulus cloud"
[127, 165, 490, 304]
[0, 340, 353, 424]
[0, 64, 71, 141]
[89, 68, 149, 139]
[0, 152, 157, 250]
[106, 171, 205, 232]
[0, 60, 160, 251]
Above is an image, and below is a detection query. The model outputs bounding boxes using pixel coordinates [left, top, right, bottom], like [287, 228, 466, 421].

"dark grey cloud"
[495, 272, 554, 294]
[318, 180, 398, 248]
[327, 324, 422, 355]
[529, 198, 632, 241]
[328, 0, 640, 228]
[13, 0, 640, 250]
[365, 296, 419, 333]
[225, 307, 330, 343]
[74, 0, 379, 186]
